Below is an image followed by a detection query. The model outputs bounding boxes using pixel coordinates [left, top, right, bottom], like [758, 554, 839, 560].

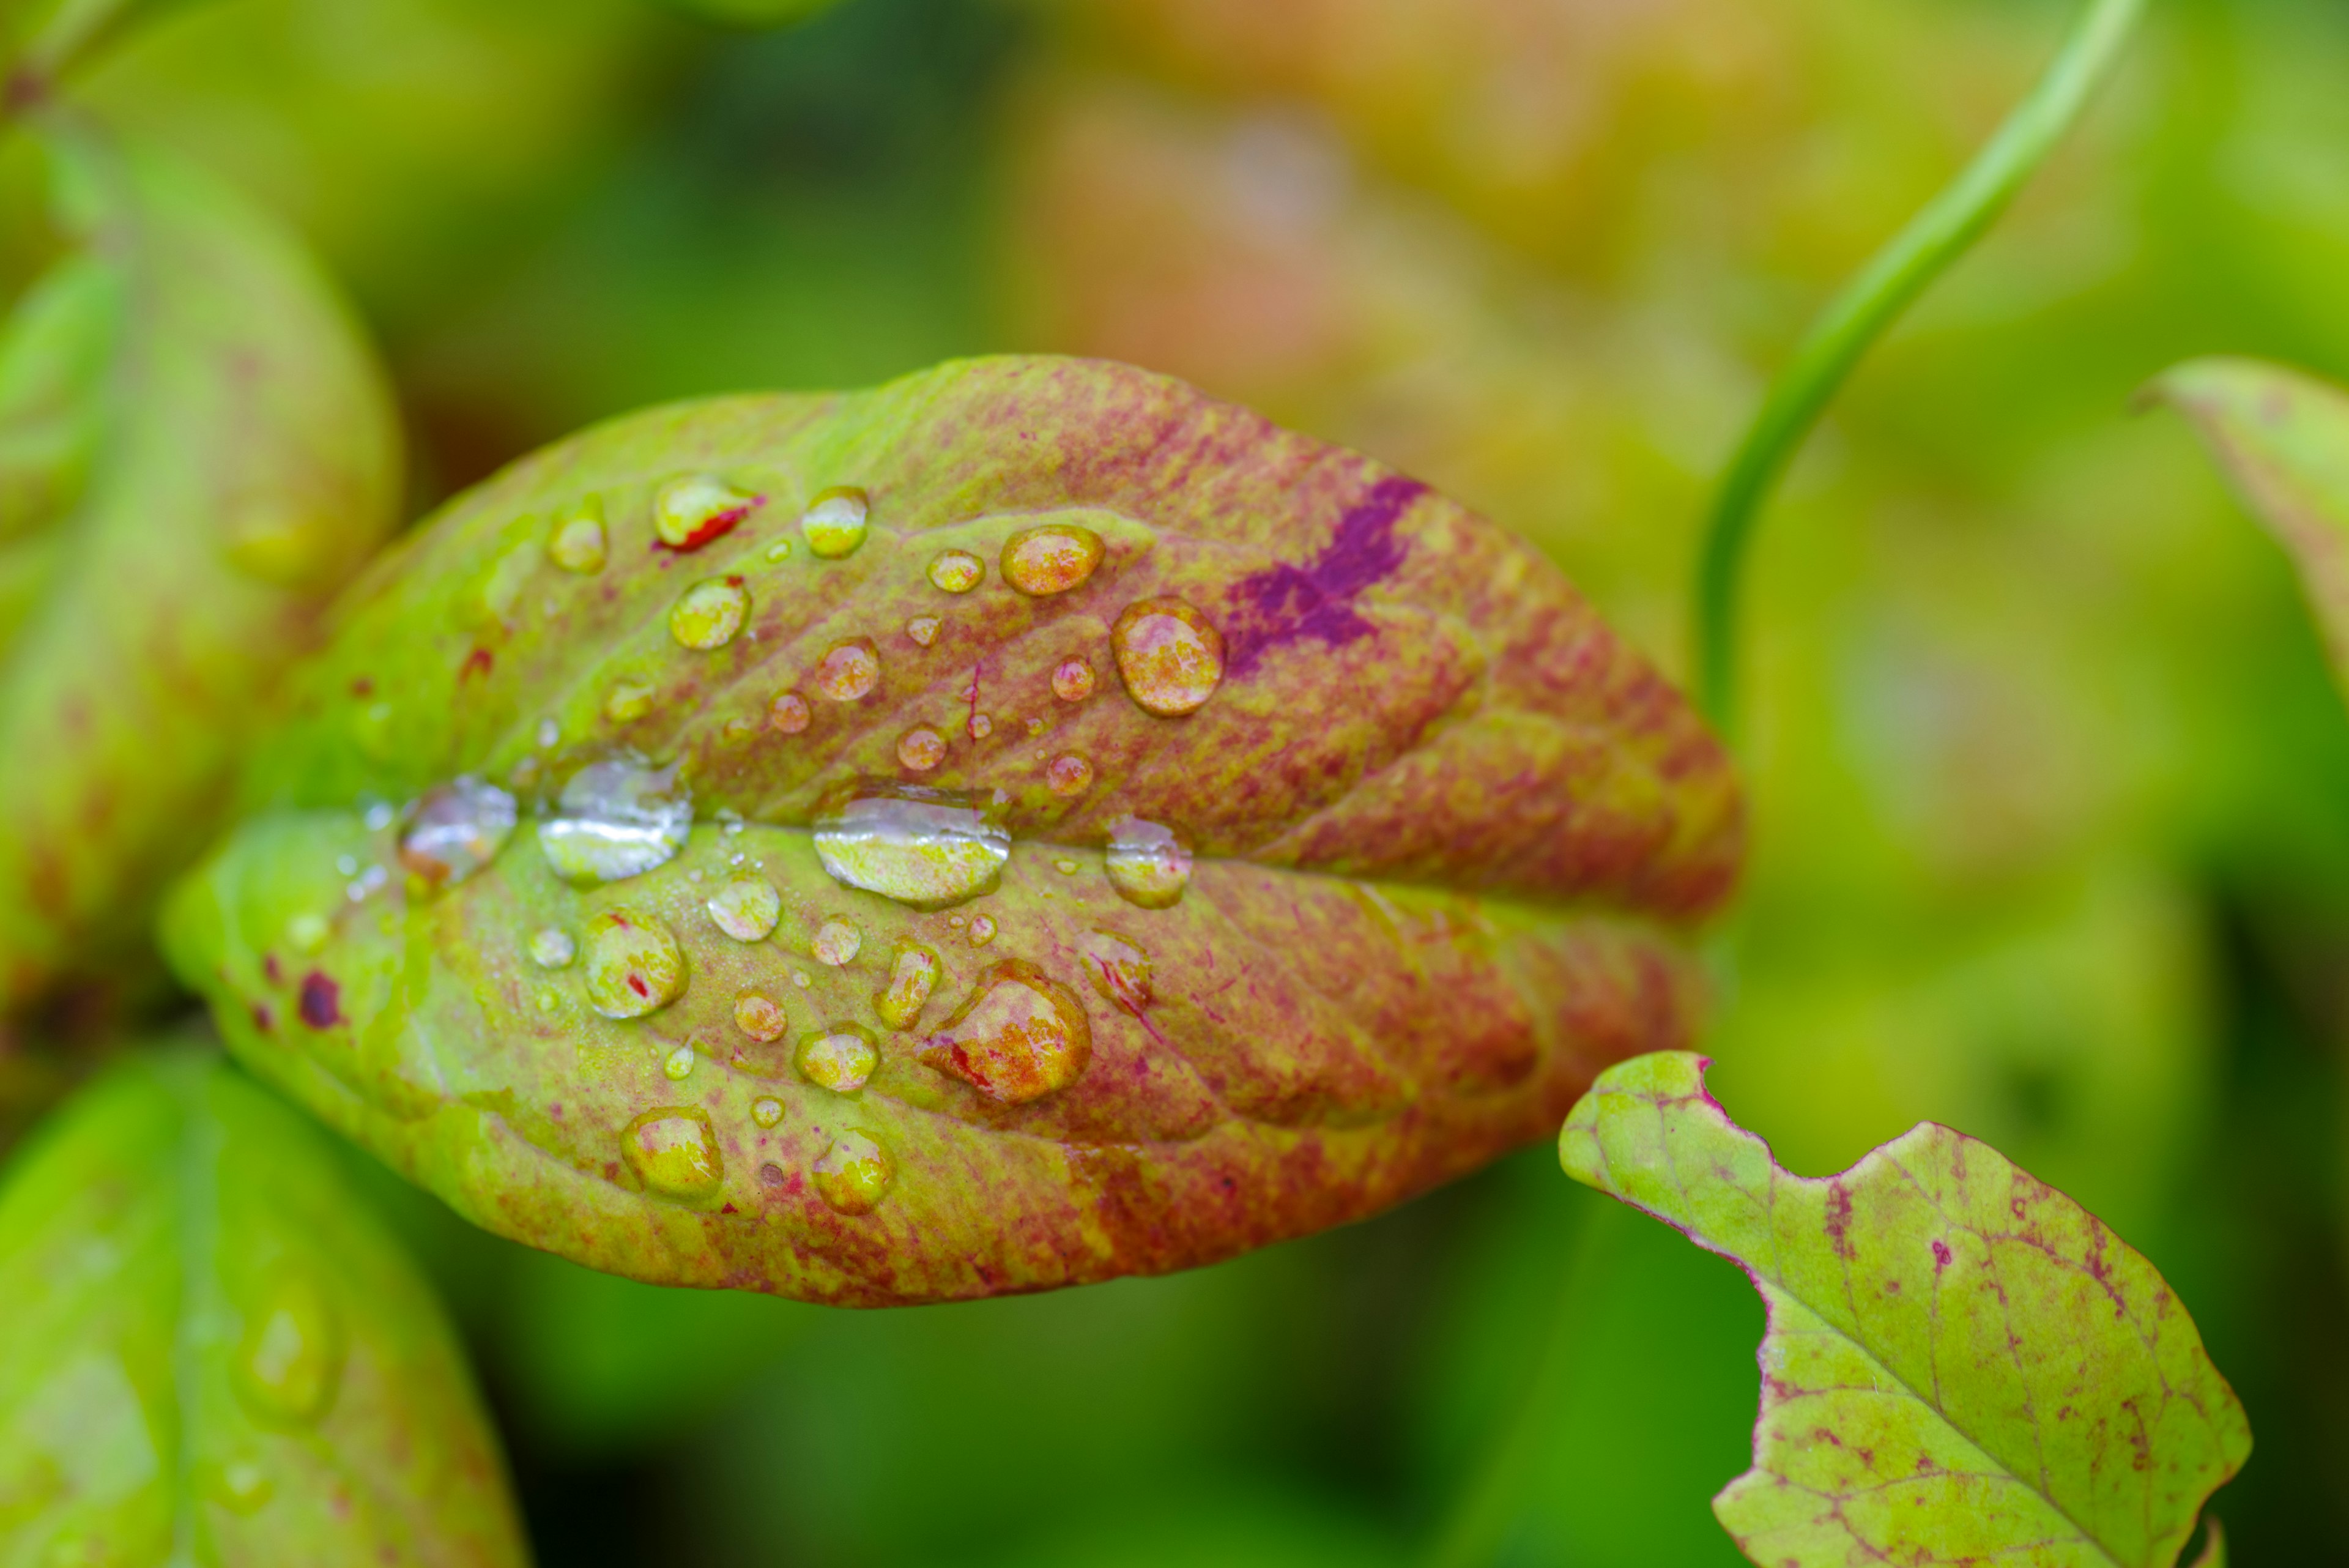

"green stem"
[1690, 0, 2145, 734]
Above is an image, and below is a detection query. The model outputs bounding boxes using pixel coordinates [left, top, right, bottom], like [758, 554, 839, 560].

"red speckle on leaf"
[1225, 474, 1420, 675]
[1824, 1181, 1854, 1258]
[459, 646, 494, 682]
[1932, 1239, 1953, 1270]
[657, 502, 756, 552]
[297, 972, 342, 1028]
[251, 1003, 275, 1032]
[262, 953, 281, 984]
[628, 976, 650, 998]
[351, 676, 374, 697]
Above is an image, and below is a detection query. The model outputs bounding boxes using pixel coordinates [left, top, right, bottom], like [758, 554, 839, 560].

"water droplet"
[874, 942, 941, 1029]
[1024, 716, 1045, 736]
[907, 615, 942, 647]
[927, 549, 983, 593]
[919, 960, 1091, 1104]
[1051, 658, 1095, 702]
[770, 692, 811, 734]
[1055, 858, 1080, 875]
[670, 576, 751, 650]
[604, 681, 656, 724]
[706, 874, 782, 942]
[897, 726, 946, 771]
[796, 1025, 879, 1092]
[813, 786, 1009, 908]
[1106, 817, 1192, 908]
[793, 970, 812, 989]
[655, 474, 759, 551]
[548, 499, 607, 573]
[286, 913, 328, 954]
[967, 713, 994, 740]
[530, 928, 576, 968]
[538, 758, 692, 884]
[537, 717, 562, 749]
[812, 918, 864, 966]
[1077, 929, 1152, 1014]
[1001, 523, 1104, 596]
[582, 908, 687, 1019]
[813, 1131, 894, 1214]
[363, 801, 395, 832]
[233, 1266, 343, 1426]
[663, 1042, 697, 1080]
[752, 1097, 785, 1129]
[735, 991, 789, 1041]
[537, 989, 560, 1013]
[968, 914, 998, 946]
[1047, 754, 1094, 796]
[622, 1107, 724, 1200]
[203, 1455, 274, 1515]
[813, 639, 880, 702]
[397, 779, 517, 888]
[801, 486, 869, 557]
[1111, 598, 1225, 716]
[722, 716, 756, 743]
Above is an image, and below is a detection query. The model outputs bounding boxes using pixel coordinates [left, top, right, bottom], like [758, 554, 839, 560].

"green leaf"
[0, 116, 401, 1010]
[1560, 1051, 2248, 1568]
[162, 354, 1742, 1304]
[2154, 358, 2349, 704]
[0, 1046, 529, 1565]
[0, 0, 204, 98]
[648, 0, 844, 25]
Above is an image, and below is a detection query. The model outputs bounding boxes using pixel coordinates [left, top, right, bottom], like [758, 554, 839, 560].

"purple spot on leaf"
[1225, 475, 1422, 675]
[298, 972, 342, 1029]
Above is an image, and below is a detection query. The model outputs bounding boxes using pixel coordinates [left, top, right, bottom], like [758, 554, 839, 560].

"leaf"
[162, 354, 1742, 1304]
[2153, 357, 2349, 700]
[0, 0, 204, 97]
[1560, 1052, 2249, 1568]
[0, 1046, 529, 1565]
[649, 0, 845, 24]
[0, 116, 401, 1010]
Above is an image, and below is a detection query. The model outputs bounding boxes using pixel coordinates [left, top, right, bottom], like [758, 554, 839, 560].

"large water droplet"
[813, 1131, 894, 1214]
[813, 786, 1009, 909]
[538, 759, 692, 884]
[796, 1025, 879, 1093]
[927, 549, 983, 593]
[812, 918, 864, 967]
[1001, 523, 1104, 596]
[397, 779, 517, 888]
[920, 960, 1091, 1105]
[1077, 929, 1152, 1015]
[582, 908, 687, 1019]
[874, 941, 940, 1030]
[530, 928, 576, 968]
[706, 874, 782, 942]
[801, 486, 869, 558]
[622, 1107, 724, 1200]
[655, 475, 759, 551]
[233, 1267, 343, 1427]
[1051, 657, 1095, 702]
[813, 639, 880, 702]
[670, 576, 751, 650]
[770, 692, 811, 734]
[735, 990, 789, 1041]
[897, 726, 946, 771]
[548, 499, 607, 573]
[1047, 754, 1094, 797]
[1111, 598, 1225, 716]
[1105, 817, 1192, 908]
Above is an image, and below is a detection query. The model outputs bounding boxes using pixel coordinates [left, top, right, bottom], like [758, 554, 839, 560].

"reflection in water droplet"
[752, 1097, 785, 1129]
[874, 942, 941, 1030]
[548, 499, 607, 573]
[706, 874, 782, 942]
[968, 914, 998, 947]
[813, 639, 880, 702]
[287, 913, 328, 954]
[670, 577, 751, 650]
[1078, 929, 1152, 1015]
[920, 960, 1091, 1104]
[813, 1132, 894, 1214]
[967, 713, 993, 741]
[1051, 658, 1095, 701]
[655, 475, 759, 551]
[398, 779, 517, 888]
[897, 726, 946, 771]
[770, 692, 811, 734]
[622, 1107, 724, 1200]
[663, 1042, 697, 1080]
[907, 615, 941, 647]
[1047, 754, 1094, 797]
[735, 991, 789, 1041]
[530, 928, 576, 968]
[796, 1026, 879, 1092]
[1001, 523, 1104, 596]
[1111, 598, 1225, 716]
[582, 909, 688, 1019]
[233, 1268, 343, 1426]
[801, 486, 869, 558]
[812, 918, 864, 967]
[538, 759, 692, 884]
[204, 1455, 275, 1515]
[604, 682, 656, 724]
[814, 786, 1009, 909]
[1106, 817, 1192, 908]
[927, 549, 983, 594]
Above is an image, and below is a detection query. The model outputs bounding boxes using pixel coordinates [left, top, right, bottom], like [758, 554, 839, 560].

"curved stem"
[1690, 0, 2146, 735]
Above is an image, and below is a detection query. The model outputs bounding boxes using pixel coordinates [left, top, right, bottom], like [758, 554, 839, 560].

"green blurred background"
[35, 0, 2349, 1558]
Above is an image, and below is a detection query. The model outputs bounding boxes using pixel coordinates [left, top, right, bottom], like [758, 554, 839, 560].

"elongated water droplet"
[655, 474, 759, 551]
[801, 486, 869, 558]
[1078, 929, 1152, 1015]
[582, 908, 687, 1019]
[907, 615, 941, 647]
[735, 990, 788, 1041]
[670, 576, 750, 650]
[397, 779, 517, 888]
[604, 681, 656, 724]
[796, 1025, 879, 1092]
[1001, 522, 1104, 596]
[233, 1267, 343, 1426]
[538, 758, 692, 884]
[874, 941, 941, 1030]
[548, 499, 607, 573]
[813, 786, 1009, 909]
[1051, 657, 1094, 701]
[812, 918, 864, 967]
[770, 691, 811, 734]
[623, 1107, 724, 1200]
[1047, 754, 1093, 796]
[530, 928, 576, 968]
[813, 639, 880, 702]
[920, 960, 1091, 1104]
[813, 1131, 894, 1214]
[897, 726, 946, 771]
[927, 549, 983, 593]
[1106, 817, 1192, 908]
[752, 1097, 785, 1129]
[1111, 598, 1225, 716]
[706, 874, 782, 942]
[663, 1042, 697, 1080]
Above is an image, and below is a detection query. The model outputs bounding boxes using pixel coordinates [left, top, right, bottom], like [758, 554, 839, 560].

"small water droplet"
[927, 549, 984, 593]
[813, 639, 880, 702]
[752, 1096, 785, 1129]
[813, 1131, 894, 1214]
[813, 786, 1010, 909]
[897, 726, 946, 771]
[655, 474, 759, 551]
[233, 1266, 343, 1426]
[397, 779, 518, 888]
[363, 801, 395, 831]
[1024, 716, 1045, 737]
[1111, 598, 1225, 715]
[335, 854, 360, 877]
[801, 486, 870, 557]
[663, 1042, 697, 1080]
[1106, 817, 1192, 908]
[1077, 929, 1152, 1014]
[770, 691, 812, 734]
[204, 1455, 274, 1515]
[1055, 858, 1080, 875]
[548, 499, 607, 573]
[735, 991, 789, 1041]
[967, 713, 994, 740]
[722, 716, 756, 743]
[622, 1107, 724, 1200]
[1047, 754, 1094, 796]
[919, 960, 1091, 1104]
[538, 758, 692, 884]
[1001, 523, 1104, 596]
[812, 918, 864, 966]
[704, 874, 781, 942]
[766, 540, 793, 561]
[286, 913, 329, 954]
[1051, 658, 1096, 702]
[907, 615, 942, 647]
[874, 941, 941, 1030]
[796, 1025, 879, 1092]
[538, 989, 560, 1013]
[968, 914, 998, 946]
[670, 576, 751, 650]
[582, 908, 687, 1019]
[537, 717, 562, 749]
[604, 681, 656, 724]
[530, 928, 576, 968]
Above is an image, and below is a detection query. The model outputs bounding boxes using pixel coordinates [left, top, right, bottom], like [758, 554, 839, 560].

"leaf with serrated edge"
[164, 355, 1741, 1305]
[0, 1047, 527, 1566]
[1561, 1052, 2247, 1568]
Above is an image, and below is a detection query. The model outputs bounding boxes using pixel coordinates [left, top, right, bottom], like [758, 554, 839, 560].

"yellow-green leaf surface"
[165, 355, 1742, 1305]
[0, 116, 401, 1009]
[0, 1047, 528, 1566]
[1561, 1052, 2247, 1568]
